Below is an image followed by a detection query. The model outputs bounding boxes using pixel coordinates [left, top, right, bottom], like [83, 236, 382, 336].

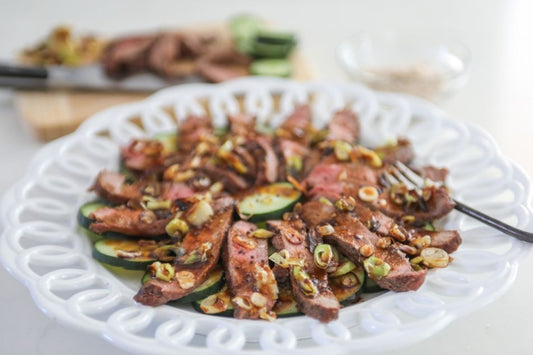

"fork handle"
[454, 201, 533, 243]
[0, 64, 48, 79]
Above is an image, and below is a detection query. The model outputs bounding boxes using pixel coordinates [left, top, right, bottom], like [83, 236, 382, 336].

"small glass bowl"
[336, 30, 471, 101]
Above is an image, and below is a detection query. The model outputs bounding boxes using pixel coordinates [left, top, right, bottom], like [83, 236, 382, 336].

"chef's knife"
[0, 64, 195, 92]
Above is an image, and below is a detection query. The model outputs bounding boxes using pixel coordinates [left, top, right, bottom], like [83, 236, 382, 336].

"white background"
[0, 0, 532, 354]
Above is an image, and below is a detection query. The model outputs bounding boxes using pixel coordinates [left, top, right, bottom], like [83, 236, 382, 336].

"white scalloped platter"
[1, 77, 532, 354]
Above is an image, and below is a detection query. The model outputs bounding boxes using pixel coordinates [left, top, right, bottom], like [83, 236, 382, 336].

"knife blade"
[0, 64, 199, 92]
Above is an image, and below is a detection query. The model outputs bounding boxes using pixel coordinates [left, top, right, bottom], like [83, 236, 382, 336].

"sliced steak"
[418, 166, 449, 183]
[272, 265, 290, 284]
[197, 166, 250, 193]
[277, 138, 310, 179]
[277, 105, 312, 146]
[370, 184, 456, 222]
[89, 207, 171, 237]
[296, 200, 337, 227]
[102, 35, 154, 78]
[327, 212, 426, 292]
[177, 115, 213, 154]
[121, 139, 166, 175]
[253, 136, 279, 184]
[240, 140, 266, 183]
[228, 113, 256, 138]
[196, 48, 251, 83]
[303, 163, 344, 189]
[302, 149, 323, 177]
[91, 170, 194, 205]
[308, 180, 455, 222]
[303, 162, 380, 191]
[180, 31, 211, 57]
[162, 58, 198, 78]
[374, 138, 415, 165]
[90, 170, 142, 204]
[233, 145, 258, 178]
[326, 108, 360, 143]
[223, 221, 278, 319]
[298, 199, 411, 246]
[147, 33, 181, 77]
[410, 229, 462, 254]
[134, 201, 233, 306]
[160, 182, 195, 201]
[267, 220, 340, 323]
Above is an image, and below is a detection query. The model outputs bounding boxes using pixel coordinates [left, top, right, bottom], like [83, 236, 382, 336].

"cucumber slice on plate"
[153, 131, 177, 155]
[142, 266, 225, 305]
[237, 182, 301, 222]
[93, 238, 157, 270]
[274, 297, 301, 317]
[273, 283, 302, 317]
[250, 59, 292, 78]
[78, 200, 108, 229]
[193, 286, 235, 317]
[363, 274, 386, 293]
[77, 226, 105, 243]
[119, 160, 137, 183]
[78, 201, 134, 239]
[193, 282, 301, 318]
[330, 265, 365, 305]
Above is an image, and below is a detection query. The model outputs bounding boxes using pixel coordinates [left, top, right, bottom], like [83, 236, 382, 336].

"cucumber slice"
[274, 298, 301, 317]
[142, 266, 225, 305]
[250, 42, 294, 58]
[192, 301, 234, 317]
[93, 238, 157, 270]
[78, 201, 108, 229]
[424, 222, 436, 231]
[236, 39, 254, 55]
[78, 226, 105, 243]
[193, 287, 234, 317]
[78, 201, 140, 240]
[249, 30, 296, 58]
[250, 59, 292, 78]
[228, 14, 261, 41]
[119, 160, 137, 183]
[330, 265, 365, 305]
[229, 14, 262, 55]
[256, 30, 297, 46]
[362, 273, 385, 293]
[213, 126, 229, 137]
[153, 131, 177, 155]
[254, 123, 275, 136]
[237, 182, 301, 222]
[141, 271, 152, 285]
[193, 283, 301, 318]
[273, 283, 302, 317]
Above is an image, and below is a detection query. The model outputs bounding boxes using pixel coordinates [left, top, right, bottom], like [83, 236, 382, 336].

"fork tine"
[382, 171, 400, 188]
[390, 166, 418, 191]
[390, 162, 533, 242]
[390, 163, 429, 212]
[394, 161, 427, 188]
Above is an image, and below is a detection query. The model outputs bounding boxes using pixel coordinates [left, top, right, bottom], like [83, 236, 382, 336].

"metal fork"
[382, 161, 533, 243]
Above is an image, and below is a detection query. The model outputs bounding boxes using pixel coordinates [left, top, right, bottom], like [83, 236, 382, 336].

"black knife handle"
[0, 64, 49, 89]
[0, 64, 48, 79]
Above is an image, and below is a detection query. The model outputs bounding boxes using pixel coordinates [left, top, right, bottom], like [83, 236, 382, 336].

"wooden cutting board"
[15, 51, 315, 141]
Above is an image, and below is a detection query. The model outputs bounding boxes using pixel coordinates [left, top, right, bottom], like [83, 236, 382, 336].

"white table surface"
[1, 0, 532, 354]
